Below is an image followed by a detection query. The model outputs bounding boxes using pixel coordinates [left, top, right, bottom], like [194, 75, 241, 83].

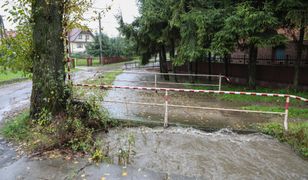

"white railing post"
[284, 96, 290, 131]
[164, 90, 169, 128]
[218, 75, 222, 91]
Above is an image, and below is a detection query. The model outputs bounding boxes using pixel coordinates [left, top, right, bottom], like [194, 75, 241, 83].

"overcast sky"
[0, 0, 139, 37]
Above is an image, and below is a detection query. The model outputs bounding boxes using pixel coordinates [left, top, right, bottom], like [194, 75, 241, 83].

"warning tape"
[74, 84, 308, 102]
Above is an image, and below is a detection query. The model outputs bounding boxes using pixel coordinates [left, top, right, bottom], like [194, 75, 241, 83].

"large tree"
[212, 2, 286, 89]
[30, 0, 67, 118]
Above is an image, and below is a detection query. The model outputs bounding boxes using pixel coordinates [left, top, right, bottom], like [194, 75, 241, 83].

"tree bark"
[223, 54, 229, 77]
[208, 52, 212, 82]
[293, 26, 305, 89]
[159, 51, 163, 73]
[248, 45, 258, 90]
[187, 61, 193, 83]
[169, 42, 178, 82]
[161, 45, 169, 80]
[30, 0, 67, 119]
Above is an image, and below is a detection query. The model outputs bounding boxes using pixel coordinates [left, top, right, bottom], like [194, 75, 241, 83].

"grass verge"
[86, 70, 123, 85]
[75, 58, 101, 66]
[189, 84, 308, 105]
[242, 106, 308, 119]
[187, 84, 308, 119]
[258, 122, 308, 159]
[0, 70, 28, 85]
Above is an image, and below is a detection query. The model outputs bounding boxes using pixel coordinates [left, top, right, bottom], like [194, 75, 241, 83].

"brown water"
[101, 127, 308, 179]
[102, 71, 281, 130]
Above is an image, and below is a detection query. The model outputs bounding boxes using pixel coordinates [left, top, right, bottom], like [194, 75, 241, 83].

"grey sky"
[85, 0, 139, 37]
[0, 0, 139, 37]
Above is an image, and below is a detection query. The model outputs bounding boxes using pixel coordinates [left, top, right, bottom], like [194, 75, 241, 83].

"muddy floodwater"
[103, 70, 282, 130]
[101, 127, 308, 179]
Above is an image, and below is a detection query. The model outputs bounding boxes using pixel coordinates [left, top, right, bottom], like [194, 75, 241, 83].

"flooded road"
[103, 127, 308, 179]
[103, 70, 281, 130]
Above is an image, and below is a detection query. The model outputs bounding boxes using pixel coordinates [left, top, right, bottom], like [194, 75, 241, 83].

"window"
[78, 34, 82, 39]
[274, 46, 286, 60]
[77, 43, 83, 48]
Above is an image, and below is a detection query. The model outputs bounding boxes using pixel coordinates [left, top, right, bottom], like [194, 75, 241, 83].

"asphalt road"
[0, 64, 124, 122]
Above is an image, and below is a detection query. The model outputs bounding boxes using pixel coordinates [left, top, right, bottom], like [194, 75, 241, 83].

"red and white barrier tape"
[74, 84, 308, 102]
[65, 34, 71, 81]
[101, 70, 231, 83]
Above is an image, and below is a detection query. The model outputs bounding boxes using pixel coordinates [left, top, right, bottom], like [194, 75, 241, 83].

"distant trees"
[117, 0, 307, 89]
[86, 34, 135, 58]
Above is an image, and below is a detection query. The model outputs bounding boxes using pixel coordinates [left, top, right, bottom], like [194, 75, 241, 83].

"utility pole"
[98, 13, 103, 64]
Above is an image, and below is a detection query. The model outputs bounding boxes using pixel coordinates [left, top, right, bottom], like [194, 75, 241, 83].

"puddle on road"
[101, 127, 308, 179]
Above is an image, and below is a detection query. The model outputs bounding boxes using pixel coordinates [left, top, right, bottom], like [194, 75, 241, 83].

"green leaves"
[0, 25, 33, 74]
[212, 1, 287, 55]
[86, 34, 135, 58]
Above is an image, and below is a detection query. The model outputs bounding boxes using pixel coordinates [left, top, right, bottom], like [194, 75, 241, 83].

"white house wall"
[70, 32, 95, 54]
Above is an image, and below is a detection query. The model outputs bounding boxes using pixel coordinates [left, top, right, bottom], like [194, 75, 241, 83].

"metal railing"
[124, 61, 160, 70]
[75, 83, 308, 131]
[100, 70, 229, 91]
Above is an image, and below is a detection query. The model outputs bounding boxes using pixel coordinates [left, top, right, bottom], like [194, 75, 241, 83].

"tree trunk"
[208, 52, 212, 82]
[194, 60, 198, 82]
[161, 45, 169, 80]
[159, 51, 163, 73]
[223, 54, 229, 77]
[248, 45, 258, 90]
[30, 0, 67, 119]
[169, 42, 178, 82]
[293, 26, 305, 89]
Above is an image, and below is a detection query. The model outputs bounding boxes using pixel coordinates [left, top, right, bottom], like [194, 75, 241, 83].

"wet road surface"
[0, 64, 123, 122]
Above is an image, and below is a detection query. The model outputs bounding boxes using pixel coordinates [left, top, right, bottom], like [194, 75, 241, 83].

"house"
[5, 30, 17, 38]
[230, 28, 308, 65]
[69, 28, 95, 54]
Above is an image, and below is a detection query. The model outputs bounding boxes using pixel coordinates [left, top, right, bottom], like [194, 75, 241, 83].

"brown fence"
[171, 61, 308, 87]
[101, 57, 130, 65]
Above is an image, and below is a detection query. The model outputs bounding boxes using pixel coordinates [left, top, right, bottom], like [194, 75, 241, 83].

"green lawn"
[242, 106, 308, 119]
[74, 58, 101, 66]
[188, 84, 308, 119]
[217, 85, 308, 104]
[0, 70, 26, 83]
[189, 84, 308, 105]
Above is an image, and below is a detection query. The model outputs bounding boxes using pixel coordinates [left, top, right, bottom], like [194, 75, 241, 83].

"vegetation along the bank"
[259, 122, 308, 159]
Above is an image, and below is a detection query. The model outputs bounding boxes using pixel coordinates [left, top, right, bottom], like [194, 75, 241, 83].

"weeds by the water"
[1, 99, 111, 157]
[259, 122, 308, 158]
[1, 112, 30, 141]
